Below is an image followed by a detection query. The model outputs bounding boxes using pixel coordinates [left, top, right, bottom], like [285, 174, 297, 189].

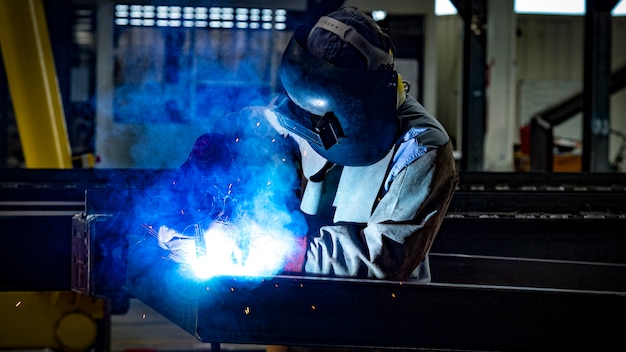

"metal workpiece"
[429, 252, 626, 292]
[195, 278, 625, 351]
[72, 213, 125, 309]
[433, 215, 626, 264]
[118, 180, 626, 351]
[4, 169, 626, 350]
[0, 168, 172, 293]
[125, 246, 626, 351]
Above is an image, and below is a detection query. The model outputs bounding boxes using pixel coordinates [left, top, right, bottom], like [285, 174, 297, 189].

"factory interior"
[1, 0, 626, 351]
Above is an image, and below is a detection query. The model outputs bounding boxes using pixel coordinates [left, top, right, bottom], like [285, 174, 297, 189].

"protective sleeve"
[304, 141, 458, 281]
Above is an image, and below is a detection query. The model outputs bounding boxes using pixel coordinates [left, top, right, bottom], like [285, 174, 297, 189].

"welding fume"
[141, 6, 459, 283]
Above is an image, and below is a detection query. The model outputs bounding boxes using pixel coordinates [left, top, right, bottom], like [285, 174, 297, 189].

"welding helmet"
[275, 7, 401, 166]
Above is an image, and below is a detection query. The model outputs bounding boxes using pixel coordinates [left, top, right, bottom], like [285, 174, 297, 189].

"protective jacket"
[286, 94, 459, 281]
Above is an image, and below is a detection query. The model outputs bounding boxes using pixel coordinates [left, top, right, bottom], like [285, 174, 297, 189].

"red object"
[519, 125, 531, 154]
[283, 236, 308, 273]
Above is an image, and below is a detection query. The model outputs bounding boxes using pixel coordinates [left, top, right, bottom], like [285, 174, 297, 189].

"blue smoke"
[136, 106, 307, 279]
[98, 22, 307, 309]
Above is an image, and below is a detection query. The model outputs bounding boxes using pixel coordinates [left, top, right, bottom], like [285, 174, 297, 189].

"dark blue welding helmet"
[275, 8, 400, 166]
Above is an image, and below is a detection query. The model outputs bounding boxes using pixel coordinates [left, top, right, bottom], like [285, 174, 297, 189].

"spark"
[244, 306, 251, 315]
[15, 301, 21, 307]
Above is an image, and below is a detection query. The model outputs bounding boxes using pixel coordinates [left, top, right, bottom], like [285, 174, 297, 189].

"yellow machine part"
[0, 291, 108, 351]
[0, 0, 73, 168]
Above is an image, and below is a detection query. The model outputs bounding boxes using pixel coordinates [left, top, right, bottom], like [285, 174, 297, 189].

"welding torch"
[142, 223, 203, 261]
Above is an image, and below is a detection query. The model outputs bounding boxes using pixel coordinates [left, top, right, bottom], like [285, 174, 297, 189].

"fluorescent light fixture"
[435, 0, 457, 15]
[116, 3, 288, 28]
[435, 0, 625, 16]
[515, 0, 584, 14]
[614, 0, 626, 15]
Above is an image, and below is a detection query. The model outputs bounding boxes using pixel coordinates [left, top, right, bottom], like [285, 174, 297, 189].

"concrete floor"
[111, 298, 266, 352]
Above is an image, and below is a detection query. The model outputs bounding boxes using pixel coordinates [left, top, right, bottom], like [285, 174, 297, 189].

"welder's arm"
[304, 143, 458, 281]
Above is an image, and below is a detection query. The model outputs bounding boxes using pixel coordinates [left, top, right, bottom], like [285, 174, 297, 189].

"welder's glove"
[304, 225, 380, 278]
[156, 225, 195, 263]
[282, 235, 308, 273]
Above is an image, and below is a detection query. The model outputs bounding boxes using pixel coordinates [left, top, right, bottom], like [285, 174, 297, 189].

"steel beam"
[432, 216, 626, 263]
[529, 116, 554, 171]
[125, 248, 626, 351]
[429, 252, 626, 291]
[582, 0, 618, 171]
[452, 0, 488, 171]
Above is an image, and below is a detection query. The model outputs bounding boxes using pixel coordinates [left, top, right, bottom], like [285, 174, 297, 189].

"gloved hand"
[156, 225, 195, 263]
[151, 221, 308, 275]
[282, 235, 308, 274]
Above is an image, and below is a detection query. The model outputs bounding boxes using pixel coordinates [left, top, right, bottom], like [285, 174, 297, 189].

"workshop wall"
[435, 13, 626, 170]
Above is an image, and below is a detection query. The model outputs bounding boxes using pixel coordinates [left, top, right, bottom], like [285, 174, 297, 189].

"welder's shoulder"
[398, 95, 449, 149]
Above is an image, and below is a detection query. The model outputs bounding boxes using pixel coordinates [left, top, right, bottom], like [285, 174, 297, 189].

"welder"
[157, 7, 458, 283]
[267, 6, 459, 282]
